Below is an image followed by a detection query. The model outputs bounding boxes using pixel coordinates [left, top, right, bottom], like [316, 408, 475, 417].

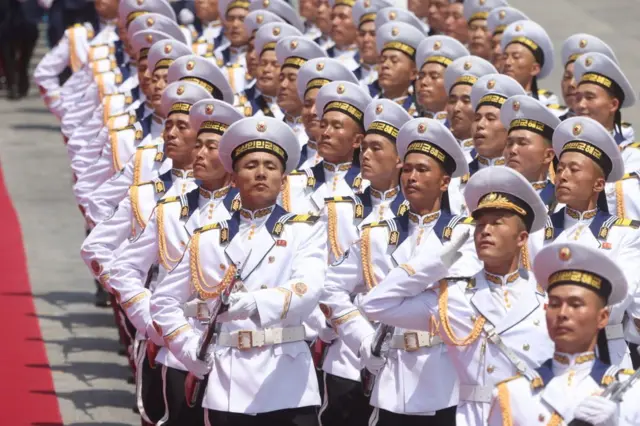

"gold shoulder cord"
[520, 246, 531, 270]
[103, 95, 112, 123]
[132, 148, 143, 185]
[545, 413, 562, 426]
[281, 179, 291, 212]
[129, 185, 147, 237]
[496, 383, 513, 426]
[189, 232, 237, 299]
[360, 227, 377, 289]
[438, 279, 486, 346]
[616, 181, 625, 218]
[156, 204, 182, 270]
[110, 130, 122, 172]
[327, 202, 343, 260]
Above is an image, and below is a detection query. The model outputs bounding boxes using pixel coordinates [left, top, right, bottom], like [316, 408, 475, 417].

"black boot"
[95, 284, 111, 307]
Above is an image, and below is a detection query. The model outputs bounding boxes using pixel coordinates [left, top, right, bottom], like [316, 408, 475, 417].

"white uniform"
[150, 205, 327, 413]
[528, 206, 640, 369]
[323, 209, 481, 418]
[488, 353, 640, 426]
[362, 255, 553, 426]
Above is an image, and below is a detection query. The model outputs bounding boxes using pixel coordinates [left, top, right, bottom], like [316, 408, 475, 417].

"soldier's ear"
[530, 61, 541, 78]
[352, 132, 364, 149]
[596, 305, 610, 329]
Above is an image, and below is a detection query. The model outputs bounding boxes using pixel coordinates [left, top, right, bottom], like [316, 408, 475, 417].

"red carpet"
[0, 162, 63, 425]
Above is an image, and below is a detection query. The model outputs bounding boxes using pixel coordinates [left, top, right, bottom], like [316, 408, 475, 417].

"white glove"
[145, 323, 165, 347]
[38, 0, 53, 9]
[440, 228, 470, 268]
[318, 326, 338, 344]
[573, 395, 618, 426]
[217, 293, 257, 322]
[360, 334, 386, 375]
[180, 336, 212, 379]
[179, 8, 195, 25]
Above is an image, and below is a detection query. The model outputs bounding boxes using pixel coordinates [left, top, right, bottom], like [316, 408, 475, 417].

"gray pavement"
[0, 2, 637, 425]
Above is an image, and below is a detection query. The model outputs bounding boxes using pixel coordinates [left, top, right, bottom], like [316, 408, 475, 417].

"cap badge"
[145, 34, 153, 43]
[417, 123, 427, 133]
[512, 101, 520, 111]
[136, 0, 143, 5]
[433, 41, 441, 50]
[572, 124, 582, 136]
[515, 24, 522, 31]
[164, 43, 172, 54]
[337, 84, 345, 94]
[579, 39, 588, 48]
[256, 14, 264, 24]
[464, 61, 472, 70]
[485, 192, 498, 202]
[487, 79, 496, 89]
[559, 247, 571, 261]
[146, 17, 154, 27]
[499, 10, 506, 19]
[364, 0, 370, 6]
[273, 26, 281, 36]
[256, 121, 267, 132]
[177, 85, 185, 95]
[585, 56, 593, 67]
[290, 40, 298, 49]
[389, 11, 396, 20]
[391, 27, 399, 36]
[186, 60, 195, 70]
[263, 0, 270, 6]
[316, 62, 325, 71]
[479, 0, 486, 5]
[375, 104, 383, 114]
[205, 104, 214, 114]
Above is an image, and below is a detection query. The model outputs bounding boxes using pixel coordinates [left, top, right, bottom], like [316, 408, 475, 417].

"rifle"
[184, 254, 249, 407]
[568, 348, 640, 425]
[361, 324, 394, 397]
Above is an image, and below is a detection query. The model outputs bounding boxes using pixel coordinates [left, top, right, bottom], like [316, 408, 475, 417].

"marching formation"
[34, 0, 640, 424]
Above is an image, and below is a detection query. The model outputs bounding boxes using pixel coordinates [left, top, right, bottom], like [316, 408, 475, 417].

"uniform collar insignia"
[371, 186, 399, 200]
[240, 205, 275, 220]
[323, 161, 352, 172]
[408, 210, 441, 225]
[565, 206, 597, 221]
[484, 269, 520, 286]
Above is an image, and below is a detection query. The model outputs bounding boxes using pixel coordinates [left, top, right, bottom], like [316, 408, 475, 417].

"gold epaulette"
[613, 218, 640, 228]
[137, 143, 159, 150]
[624, 142, 640, 149]
[546, 103, 567, 110]
[157, 196, 180, 205]
[272, 214, 320, 236]
[194, 223, 222, 234]
[362, 220, 390, 229]
[461, 173, 470, 184]
[622, 121, 632, 128]
[618, 368, 635, 376]
[325, 196, 356, 204]
[244, 105, 252, 117]
[496, 374, 522, 387]
[463, 138, 474, 147]
[436, 112, 447, 120]
[538, 89, 553, 96]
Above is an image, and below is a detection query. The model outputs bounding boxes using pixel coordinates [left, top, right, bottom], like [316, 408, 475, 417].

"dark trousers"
[371, 406, 457, 426]
[630, 343, 640, 369]
[319, 373, 372, 426]
[140, 351, 166, 423]
[163, 366, 206, 425]
[46, 0, 98, 47]
[208, 406, 319, 426]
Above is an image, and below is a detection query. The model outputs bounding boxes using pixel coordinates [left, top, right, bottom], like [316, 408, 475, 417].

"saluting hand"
[440, 228, 471, 269]
[573, 395, 618, 426]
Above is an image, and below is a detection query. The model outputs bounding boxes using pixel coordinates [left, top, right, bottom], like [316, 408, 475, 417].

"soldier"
[559, 34, 617, 122]
[408, 0, 430, 30]
[443, 0, 468, 45]
[323, 116, 478, 426]
[372, 22, 423, 115]
[214, 0, 250, 95]
[327, 0, 359, 65]
[361, 165, 554, 426]
[243, 11, 283, 93]
[250, 22, 303, 120]
[414, 35, 469, 119]
[108, 98, 242, 425]
[34, 0, 126, 117]
[295, 57, 359, 169]
[426, 0, 450, 35]
[375, 7, 429, 34]
[317, 99, 411, 425]
[528, 116, 640, 369]
[150, 116, 327, 426]
[282, 80, 371, 216]
[501, 19, 559, 106]
[299, 0, 321, 41]
[489, 242, 640, 426]
[486, 6, 528, 72]
[194, 0, 223, 43]
[463, 0, 507, 60]
[500, 95, 561, 214]
[275, 35, 327, 156]
[443, 55, 496, 143]
[315, 0, 335, 51]
[73, 38, 193, 214]
[466, 73, 526, 166]
[350, 0, 391, 87]
[85, 53, 235, 224]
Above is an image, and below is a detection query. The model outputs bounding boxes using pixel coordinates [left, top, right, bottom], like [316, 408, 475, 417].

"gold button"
[523, 344, 530, 351]
[538, 414, 545, 422]
[487, 365, 495, 373]
[470, 315, 476, 322]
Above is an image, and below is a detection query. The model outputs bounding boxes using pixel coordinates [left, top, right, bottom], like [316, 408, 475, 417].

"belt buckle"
[403, 331, 419, 352]
[196, 301, 209, 322]
[237, 330, 253, 350]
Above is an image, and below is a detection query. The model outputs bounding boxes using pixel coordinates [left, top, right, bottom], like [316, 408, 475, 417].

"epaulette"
[462, 138, 474, 148]
[546, 103, 567, 110]
[538, 89, 553, 96]
[362, 219, 400, 245]
[496, 374, 522, 387]
[324, 196, 357, 204]
[461, 277, 476, 290]
[618, 368, 635, 376]
[272, 214, 320, 236]
[216, 57, 224, 67]
[193, 222, 222, 234]
[157, 196, 180, 205]
[622, 121, 632, 128]
[244, 105, 252, 117]
[530, 371, 544, 389]
[137, 143, 160, 150]
[602, 365, 620, 386]
[623, 142, 640, 149]
[612, 217, 640, 229]
[443, 216, 474, 241]
[435, 111, 447, 120]
[461, 173, 470, 184]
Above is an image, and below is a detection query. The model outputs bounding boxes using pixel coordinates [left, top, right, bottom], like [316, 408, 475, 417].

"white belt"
[605, 323, 624, 340]
[459, 384, 492, 403]
[183, 299, 210, 321]
[217, 326, 306, 350]
[389, 331, 443, 351]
